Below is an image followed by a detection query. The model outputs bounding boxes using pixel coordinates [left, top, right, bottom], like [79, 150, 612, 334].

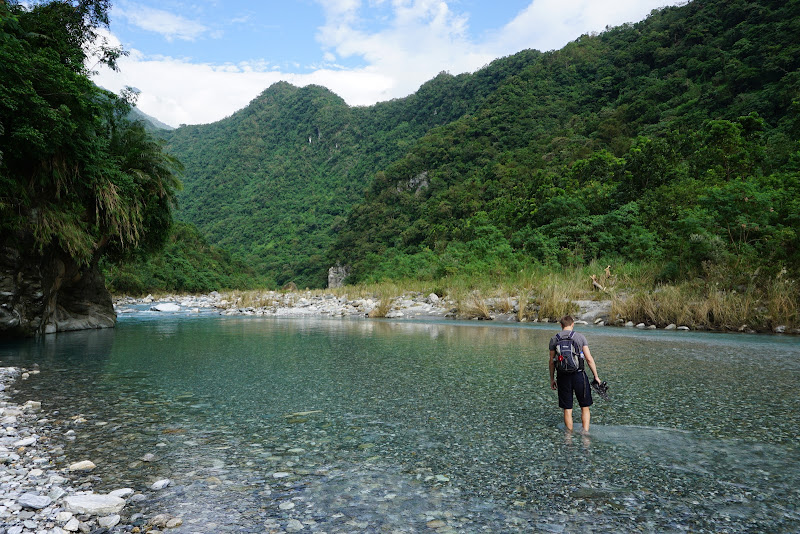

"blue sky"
[91, 0, 686, 127]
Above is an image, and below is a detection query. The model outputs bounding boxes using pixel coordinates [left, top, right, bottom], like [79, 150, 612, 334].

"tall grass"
[141, 261, 797, 332]
[611, 275, 798, 331]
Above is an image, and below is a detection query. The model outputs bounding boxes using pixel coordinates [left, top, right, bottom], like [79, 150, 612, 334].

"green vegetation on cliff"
[102, 221, 268, 294]
[331, 0, 800, 291]
[0, 1, 180, 293]
[163, 0, 799, 298]
[163, 52, 540, 288]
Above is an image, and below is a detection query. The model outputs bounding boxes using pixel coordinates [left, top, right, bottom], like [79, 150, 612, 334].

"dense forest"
[163, 0, 799, 293]
[332, 0, 800, 287]
[0, 0, 179, 280]
[162, 54, 537, 288]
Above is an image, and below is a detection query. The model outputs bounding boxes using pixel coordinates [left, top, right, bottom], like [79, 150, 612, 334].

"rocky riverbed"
[0, 367, 183, 534]
[115, 290, 799, 334]
[115, 291, 618, 325]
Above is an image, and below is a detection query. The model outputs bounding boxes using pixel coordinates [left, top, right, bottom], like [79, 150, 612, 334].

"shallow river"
[2, 313, 799, 532]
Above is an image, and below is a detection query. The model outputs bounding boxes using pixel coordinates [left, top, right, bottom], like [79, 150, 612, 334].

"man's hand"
[550, 378, 557, 390]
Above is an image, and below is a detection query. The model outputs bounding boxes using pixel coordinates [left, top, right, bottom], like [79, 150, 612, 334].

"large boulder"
[327, 263, 350, 289]
[63, 494, 126, 515]
[0, 236, 116, 337]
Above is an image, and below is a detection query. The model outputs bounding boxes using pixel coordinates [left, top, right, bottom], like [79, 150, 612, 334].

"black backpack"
[554, 331, 584, 374]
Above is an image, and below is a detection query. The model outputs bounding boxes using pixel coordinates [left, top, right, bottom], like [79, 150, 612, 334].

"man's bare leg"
[563, 408, 573, 431]
[581, 406, 591, 433]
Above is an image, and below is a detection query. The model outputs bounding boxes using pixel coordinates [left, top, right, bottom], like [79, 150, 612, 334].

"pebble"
[68, 460, 96, 472]
[286, 519, 304, 531]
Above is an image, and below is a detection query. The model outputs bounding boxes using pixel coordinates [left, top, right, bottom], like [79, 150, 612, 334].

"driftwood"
[590, 274, 605, 291]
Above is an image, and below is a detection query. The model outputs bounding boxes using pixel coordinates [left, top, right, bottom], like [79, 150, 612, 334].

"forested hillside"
[165, 0, 799, 292]
[163, 52, 540, 287]
[331, 0, 800, 286]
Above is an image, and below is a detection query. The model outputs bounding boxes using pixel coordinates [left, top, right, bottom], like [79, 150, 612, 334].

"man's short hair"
[560, 315, 575, 328]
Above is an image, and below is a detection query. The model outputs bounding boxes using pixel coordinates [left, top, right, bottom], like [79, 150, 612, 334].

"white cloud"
[116, 4, 209, 42]
[488, 0, 681, 53]
[313, 0, 494, 104]
[91, 29, 393, 126]
[93, 0, 685, 126]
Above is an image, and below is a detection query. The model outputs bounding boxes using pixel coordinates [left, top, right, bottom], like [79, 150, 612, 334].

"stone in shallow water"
[63, 494, 125, 515]
[98, 514, 121, 528]
[166, 517, 183, 528]
[286, 519, 304, 531]
[151, 478, 171, 490]
[68, 460, 96, 472]
[109, 488, 134, 499]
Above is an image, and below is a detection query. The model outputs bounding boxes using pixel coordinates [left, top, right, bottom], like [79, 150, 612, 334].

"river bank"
[114, 289, 799, 334]
[0, 367, 186, 533]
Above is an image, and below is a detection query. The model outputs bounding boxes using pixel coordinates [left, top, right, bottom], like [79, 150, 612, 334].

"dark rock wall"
[0, 239, 116, 337]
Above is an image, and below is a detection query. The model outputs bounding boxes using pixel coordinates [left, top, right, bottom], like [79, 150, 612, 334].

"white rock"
[286, 519, 304, 532]
[151, 478, 171, 490]
[279, 501, 295, 510]
[14, 436, 36, 447]
[63, 494, 125, 515]
[68, 460, 96, 472]
[272, 472, 291, 478]
[109, 488, 135, 499]
[624, 321, 635, 327]
[57, 511, 74, 522]
[98, 514, 121, 528]
[647, 325, 657, 329]
[64, 517, 80, 531]
[166, 518, 184, 528]
[18, 492, 52, 509]
[151, 303, 180, 312]
[665, 324, 677, 330]
[635, 323, 646, 328]
[774, 325, 786, 333]
[677, 326, 690, 331]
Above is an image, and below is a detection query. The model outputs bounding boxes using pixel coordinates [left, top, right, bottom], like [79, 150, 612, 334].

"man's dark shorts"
[557, 370, 593, 409]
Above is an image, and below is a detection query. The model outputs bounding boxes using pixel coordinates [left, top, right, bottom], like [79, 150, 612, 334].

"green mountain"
[331, 0, 800, 284]
[165, 0, 799, 290]
[162, 52, 540, 287]
[129, 105, 175, 132]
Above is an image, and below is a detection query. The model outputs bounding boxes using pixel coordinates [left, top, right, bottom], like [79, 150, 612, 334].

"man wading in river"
[549, 315, 601, 433]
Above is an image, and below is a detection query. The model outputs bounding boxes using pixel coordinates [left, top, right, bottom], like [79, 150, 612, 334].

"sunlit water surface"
[2, 313, 798, 532]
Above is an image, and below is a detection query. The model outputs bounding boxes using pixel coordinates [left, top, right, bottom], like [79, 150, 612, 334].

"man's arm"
[583, 345, 600, 382]
[549, 350, 557, 390]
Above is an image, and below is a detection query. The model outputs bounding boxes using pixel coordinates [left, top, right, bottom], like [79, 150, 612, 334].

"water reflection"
[3, 316, 798, 532]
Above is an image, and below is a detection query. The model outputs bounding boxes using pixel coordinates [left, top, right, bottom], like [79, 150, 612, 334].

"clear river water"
[2, 311, 799, 533]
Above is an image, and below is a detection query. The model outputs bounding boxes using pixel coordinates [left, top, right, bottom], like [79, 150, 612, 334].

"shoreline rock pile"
[114, 291, 799, 334]
[0, 367, 177, 534]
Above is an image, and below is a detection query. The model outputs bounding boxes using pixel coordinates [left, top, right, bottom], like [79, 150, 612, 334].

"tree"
[0, 0, 180, 266]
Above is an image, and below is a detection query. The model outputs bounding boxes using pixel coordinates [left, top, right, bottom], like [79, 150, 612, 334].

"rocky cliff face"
[0, 238, 116, 337]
